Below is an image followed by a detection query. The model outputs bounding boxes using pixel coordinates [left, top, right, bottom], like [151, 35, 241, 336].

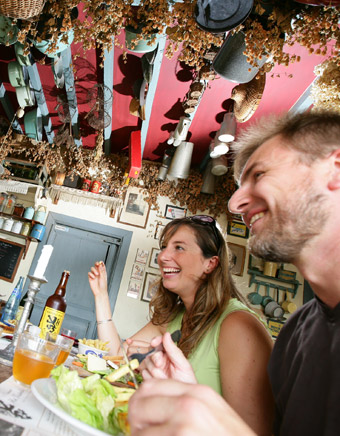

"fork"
[129, 329, 181, 363]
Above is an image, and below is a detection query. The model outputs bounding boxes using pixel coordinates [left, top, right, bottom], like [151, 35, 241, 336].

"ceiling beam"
[141, 34, 167, 156]
[289, 79, 315, 114]
[0, 82, 23, 133]
[60, 47, 82, 147]
[103, 40, 114, 156]
[26, 64, 54, 143]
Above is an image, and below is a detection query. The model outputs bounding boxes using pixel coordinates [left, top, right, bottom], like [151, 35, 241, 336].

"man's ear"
[328, 149, 340, 190]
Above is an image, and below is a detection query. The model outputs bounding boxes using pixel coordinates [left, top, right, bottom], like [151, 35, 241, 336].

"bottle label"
[39, 307, 65, 340]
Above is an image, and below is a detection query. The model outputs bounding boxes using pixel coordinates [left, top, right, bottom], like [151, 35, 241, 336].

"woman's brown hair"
[149, 217, 244, 357]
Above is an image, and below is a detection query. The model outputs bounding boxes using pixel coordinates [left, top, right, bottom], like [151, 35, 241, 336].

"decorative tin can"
[30, 223, 46, 241]
[13, 204, 25, 217]
[12, 220, 23, 234]
[81, 179, 91, 191]
[23, 206, 34, 219]
[33, 206, 46, 224]
[90, 180, 101, 193]
[20, 222, 32, 236]
[3, 217, 14, 232]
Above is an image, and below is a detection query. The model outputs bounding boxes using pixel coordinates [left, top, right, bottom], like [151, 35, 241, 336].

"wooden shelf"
[0, 212, 39, 259]
[247, 268, 301, 297]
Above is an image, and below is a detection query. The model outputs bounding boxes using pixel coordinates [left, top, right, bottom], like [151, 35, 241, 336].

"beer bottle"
[39, 270, 70, 340]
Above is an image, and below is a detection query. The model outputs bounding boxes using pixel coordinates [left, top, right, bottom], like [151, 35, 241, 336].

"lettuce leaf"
[51, 366, 123, 435]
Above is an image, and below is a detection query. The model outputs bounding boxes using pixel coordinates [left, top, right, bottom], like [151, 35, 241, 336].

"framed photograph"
[228, 243, 246, 276]
[142, 272, 161, 302]
[149, 248, 160, 269]
[131, 262, 145, 280]
[227, 220, 249, 239]
[164, 204, 187, 220]
[154, 223, 165, 240]
[127, 279, 142, 299]
[118, 187, 150, 228]
[135, 248, 149, 264]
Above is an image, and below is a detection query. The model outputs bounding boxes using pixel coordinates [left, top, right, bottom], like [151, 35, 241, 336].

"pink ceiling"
[0, 27, 329, 167]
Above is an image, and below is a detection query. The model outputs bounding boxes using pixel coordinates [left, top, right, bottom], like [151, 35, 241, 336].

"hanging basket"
[0, 0, 45, 20]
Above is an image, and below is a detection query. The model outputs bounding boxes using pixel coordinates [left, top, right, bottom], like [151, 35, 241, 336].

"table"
[0, 361, 12, 382]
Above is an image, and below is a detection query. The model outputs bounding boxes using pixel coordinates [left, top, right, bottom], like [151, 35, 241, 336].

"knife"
[119, 337, 139, 389]
[129, 329, 181, 364]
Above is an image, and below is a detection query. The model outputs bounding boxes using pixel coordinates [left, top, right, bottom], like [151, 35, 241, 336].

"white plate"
[31, 378, 111, 436]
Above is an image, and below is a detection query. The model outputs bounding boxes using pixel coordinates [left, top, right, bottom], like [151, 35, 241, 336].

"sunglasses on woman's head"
[187, 215, 221, 249]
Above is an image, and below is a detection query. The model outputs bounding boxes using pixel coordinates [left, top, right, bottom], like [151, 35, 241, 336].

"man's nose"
[228, 187, 249, 215]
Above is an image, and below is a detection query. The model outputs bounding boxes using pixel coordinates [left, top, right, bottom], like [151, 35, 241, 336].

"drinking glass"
[55, 334, 74, 366]
[61, 328, 77, 341]
[12, 331, 61, 386]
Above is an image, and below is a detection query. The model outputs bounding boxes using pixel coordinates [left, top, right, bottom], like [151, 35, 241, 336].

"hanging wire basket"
[86, 107, 111, 130]
[86, 84, 113, 107]
[0, 0, 45, 20]
[55, 96, 77, 124]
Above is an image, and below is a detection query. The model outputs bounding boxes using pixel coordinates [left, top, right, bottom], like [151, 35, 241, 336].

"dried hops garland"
[1, 134, 235, 218]
[235, 1, 340, 74]
[311, 59, 340, 113]
[13, 0, 223, 68]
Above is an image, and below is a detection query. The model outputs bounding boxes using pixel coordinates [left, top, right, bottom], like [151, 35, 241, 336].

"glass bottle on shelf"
[0, 192, 8, 212]
[0, 276, 25, 323]
[39, 270, 70, 340]
[3, 194, 16, 214]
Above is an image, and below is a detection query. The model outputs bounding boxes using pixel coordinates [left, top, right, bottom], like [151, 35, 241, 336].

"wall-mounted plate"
[8, 61, 28, 88]
[0, 16, 18, 45]
[24, 107, 43, 141]
[15, 84, 36, 108]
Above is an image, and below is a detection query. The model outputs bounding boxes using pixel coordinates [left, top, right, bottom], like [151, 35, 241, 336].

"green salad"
[51, 365, 131, 435]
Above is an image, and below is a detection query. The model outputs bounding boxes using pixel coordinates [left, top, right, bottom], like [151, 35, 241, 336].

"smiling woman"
[87, 215, 274, 436]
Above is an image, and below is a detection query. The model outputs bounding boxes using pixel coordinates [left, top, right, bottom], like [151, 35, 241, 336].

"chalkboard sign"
[0, 238, 24, 282]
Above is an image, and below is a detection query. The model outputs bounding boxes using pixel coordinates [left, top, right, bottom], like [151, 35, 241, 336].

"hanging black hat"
[195, 0, 254, 34]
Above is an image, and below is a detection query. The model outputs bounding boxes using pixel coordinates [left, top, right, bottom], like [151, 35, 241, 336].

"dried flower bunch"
[13, 0, 224, 68]
[235, 0, 340, 74]
[311, 58, 340, 113]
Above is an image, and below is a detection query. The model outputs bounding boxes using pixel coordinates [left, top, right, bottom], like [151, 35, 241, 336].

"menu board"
[0, 238, 24, 282]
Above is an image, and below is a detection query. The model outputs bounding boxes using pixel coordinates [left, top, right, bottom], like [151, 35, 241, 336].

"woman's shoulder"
[220, 308, 273, 347]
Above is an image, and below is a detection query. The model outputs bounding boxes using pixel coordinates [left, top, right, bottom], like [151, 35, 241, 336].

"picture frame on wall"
[154, 223, 165, 240]
[131, 262, 145, 280]
[142, 272, 161, 302]
[227, 220, 249, 239]
[118, 187, 150, 228]
[228, 243, 246, 276]
[149, 248, 160, 269]
[135, 248, 149, 264]
[127, 279, 142, 299]
[164, 204, 187, 220]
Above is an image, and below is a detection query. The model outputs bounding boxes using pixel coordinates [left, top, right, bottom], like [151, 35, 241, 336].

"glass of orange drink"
[55, 334, 74, 366]
[12, 332, 61, 387]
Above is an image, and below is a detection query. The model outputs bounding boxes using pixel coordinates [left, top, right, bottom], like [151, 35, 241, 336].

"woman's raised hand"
[88, 261, 108, 297]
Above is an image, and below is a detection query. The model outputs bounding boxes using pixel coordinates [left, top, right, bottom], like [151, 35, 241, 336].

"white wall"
[0, 183, 304, 339]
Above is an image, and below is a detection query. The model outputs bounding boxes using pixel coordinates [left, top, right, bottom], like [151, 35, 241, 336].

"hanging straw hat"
[230, 72, 266, 123]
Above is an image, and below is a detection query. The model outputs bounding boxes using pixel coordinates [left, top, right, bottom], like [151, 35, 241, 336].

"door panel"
[29, 213, 132, 339]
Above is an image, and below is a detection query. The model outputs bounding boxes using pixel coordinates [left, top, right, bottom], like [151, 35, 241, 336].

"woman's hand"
[142, 332, 197, 384]
[88, 261, 108, 298]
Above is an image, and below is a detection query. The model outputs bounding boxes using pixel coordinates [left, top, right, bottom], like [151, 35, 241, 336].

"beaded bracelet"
[97, 319, 113, 325]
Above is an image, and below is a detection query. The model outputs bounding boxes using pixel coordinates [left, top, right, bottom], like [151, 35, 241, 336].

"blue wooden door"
[29, 213, 132, 339]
